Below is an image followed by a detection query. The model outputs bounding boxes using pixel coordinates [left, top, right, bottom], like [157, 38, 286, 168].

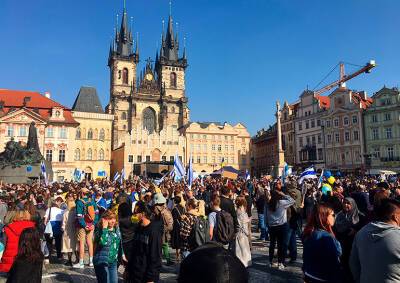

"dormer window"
[55, 110, 60, 117]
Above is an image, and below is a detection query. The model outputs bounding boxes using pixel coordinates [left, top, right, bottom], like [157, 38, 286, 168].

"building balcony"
[380, 156, 400, 162]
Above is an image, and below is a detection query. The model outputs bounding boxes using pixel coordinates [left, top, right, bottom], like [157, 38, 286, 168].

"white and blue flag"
[187, 154, 194, 189]
[73, 168, 82, 182]
[113, 171, 121, 182]
[317, 169, 324, 188]
[245, 169, 250, 181]
[40, 160, 48, 185]
[298, 166, 317, 184]
[120, 168, 125, 184]
[173, 153, 186, 179]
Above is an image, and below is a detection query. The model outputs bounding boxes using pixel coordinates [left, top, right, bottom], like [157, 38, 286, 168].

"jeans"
[268, 223, 289, 264]
[287, 228, 297, 260]
[258, 213, 267, 240]
[94, 262, 118, 283]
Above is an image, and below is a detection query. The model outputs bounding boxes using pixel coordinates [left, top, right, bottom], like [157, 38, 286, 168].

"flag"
[154, 170, 170, 185]
[73, 168, 82, 182]
[173, 153, 186, 179]
[317, 169, 324, 189]
[298, 166, 317, 184]
[40, 160, 48, 185]
[113, 171, 121, 182]
[245, 169, 250, 181]
[120, 168, 125, 184]
[221, 157, 226, 168]
[187, 154, 194, 189]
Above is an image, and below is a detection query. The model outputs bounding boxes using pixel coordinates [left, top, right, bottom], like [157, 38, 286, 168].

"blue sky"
[1, 0, 399, 135]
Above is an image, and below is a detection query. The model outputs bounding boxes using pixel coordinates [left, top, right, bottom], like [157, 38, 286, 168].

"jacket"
[0, 220, 35, 273]
[75, 198, 99, 229]
[93, 227, 122, 266]
[302, 229, 342, 282]
[350, 221, 400, 283]
[6, 259, 42, 283]
[220, 196, 239, 233]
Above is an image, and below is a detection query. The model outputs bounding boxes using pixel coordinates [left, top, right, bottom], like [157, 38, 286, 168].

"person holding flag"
[187, 155, 194, 190]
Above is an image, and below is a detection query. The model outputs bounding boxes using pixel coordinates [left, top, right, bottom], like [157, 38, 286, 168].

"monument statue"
[0, 122, 43, 168]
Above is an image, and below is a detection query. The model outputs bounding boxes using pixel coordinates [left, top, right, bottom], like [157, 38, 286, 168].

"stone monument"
[275, 101, 286, 177]
[0, 122, 53, 184]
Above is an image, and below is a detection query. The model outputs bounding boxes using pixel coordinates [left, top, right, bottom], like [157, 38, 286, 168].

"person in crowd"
[61, 199, 77, 266]
[266, 187, 295, 269]
[287, 188, 303, 263]
[126, 201, 162, 283]
[255, 185, 268, 241]
[171, 195, 185, 262]
[302, 203, 343, 283]
[117, 202, 136, 263]
[74, 187, 99, 268]
[0, 197, 8, 225]
[180, 198, 199, 258]
[44, 197, 64, 263]
[220, 186, 239, 234]
[3, 202, 17, 226]
[350, 198, 400, 283]
[93, 210, 124, 283]
[234, 196, 252, 267]
[0, 210, 35, 273]
[351, 185, 371, 216]
[333, 197, 367, 283]
[208, 194, 222, 242]
[178, 242, 248, 283]
[6, 227, 44, 283]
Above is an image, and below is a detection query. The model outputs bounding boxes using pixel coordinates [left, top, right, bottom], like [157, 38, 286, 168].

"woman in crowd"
[0, 210, 35, 273]
[334, 197, 367, 283]
[234, 196, 252, 267]
[61, 199, 77, 266]
[266, 187, 295, 269]
[93, 210, 124, 283]
[44, 197, 64, 262]
[6, 227, 44, 283]
[180, 199, 199, 258]
[303, 203, 342, 283]
[117, 202, 136, 263]
[171, 195, 185, 262]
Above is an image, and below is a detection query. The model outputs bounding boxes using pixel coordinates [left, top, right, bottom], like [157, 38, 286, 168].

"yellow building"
[72, 87, 114, 180]
[181, 122, 251, 174]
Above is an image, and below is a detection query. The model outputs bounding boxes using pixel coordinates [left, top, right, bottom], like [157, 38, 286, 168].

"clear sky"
[1, 0, 399, 135]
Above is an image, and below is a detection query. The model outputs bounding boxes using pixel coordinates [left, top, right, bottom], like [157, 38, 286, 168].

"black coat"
[220, 196, 239, 233]
[7, 259, 43, 283]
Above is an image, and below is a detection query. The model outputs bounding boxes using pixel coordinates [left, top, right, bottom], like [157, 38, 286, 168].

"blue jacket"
[303, 229, 343, 282]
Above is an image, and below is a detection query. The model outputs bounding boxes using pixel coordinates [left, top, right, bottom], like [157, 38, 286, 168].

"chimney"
[44, 92, 51, 99]
[23, 96, 31, 107]
[359, 91, 367, 100]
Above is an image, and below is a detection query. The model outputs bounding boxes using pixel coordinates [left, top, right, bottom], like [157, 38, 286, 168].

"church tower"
[108, 3, 139, 149]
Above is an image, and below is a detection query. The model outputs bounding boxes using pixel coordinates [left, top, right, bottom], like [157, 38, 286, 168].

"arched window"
[121, 112, 127, 120]
[74, 149, 80, 161]
[99, 149, 104, 160]
[170, 72, 177, 88]
[94, 150, 97, 160]
[171, 106, 175, 113]
[94, 129, 98, 139]
[142, 107, 156, 134]
[87, 148, 92, 160]
[122, 68, 129, 85]
[76, 128, 81, 139]
[99, 129, 105, 141]
[88, 129, 93, 140]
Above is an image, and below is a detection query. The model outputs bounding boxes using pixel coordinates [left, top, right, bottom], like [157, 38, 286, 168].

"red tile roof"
[351, 92, 373, 109]
[315, 95, 330, 109]
[0, 89, 78, 125]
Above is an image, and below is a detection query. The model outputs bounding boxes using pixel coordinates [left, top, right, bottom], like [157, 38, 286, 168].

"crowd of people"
[0, 172, 397, 283]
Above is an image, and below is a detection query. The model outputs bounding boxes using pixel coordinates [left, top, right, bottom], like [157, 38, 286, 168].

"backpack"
[189, 216, 210, 250]
[84, 200, 96, 224]
[215, 210, 235, 245]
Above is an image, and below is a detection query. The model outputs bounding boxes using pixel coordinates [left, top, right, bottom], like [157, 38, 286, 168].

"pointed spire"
[135, 32, 139, 56]
[183, 36, 187, 60]
[115, 0, 133, 57]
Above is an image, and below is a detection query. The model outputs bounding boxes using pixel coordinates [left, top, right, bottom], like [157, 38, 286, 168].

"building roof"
[352, 91, 373, 109]
[72, 87, 104, 113]
[315, 95, 330, 109]
[0, 89, 78, 125]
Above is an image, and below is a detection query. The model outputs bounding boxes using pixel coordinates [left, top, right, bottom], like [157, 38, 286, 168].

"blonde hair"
[13, 210, 31, 222]
[66, 200, 76, 211]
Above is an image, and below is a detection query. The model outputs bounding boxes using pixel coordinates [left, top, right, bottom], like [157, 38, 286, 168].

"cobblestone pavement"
[39, 216, 303, 283]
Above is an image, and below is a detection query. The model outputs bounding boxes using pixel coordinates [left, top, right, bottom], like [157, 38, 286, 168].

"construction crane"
[313, 60, 376, 96]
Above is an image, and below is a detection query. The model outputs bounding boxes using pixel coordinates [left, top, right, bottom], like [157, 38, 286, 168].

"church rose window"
[142, 107, 156, 134]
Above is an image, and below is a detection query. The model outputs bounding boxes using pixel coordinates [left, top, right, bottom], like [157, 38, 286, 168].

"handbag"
[44, 207, 53, 238]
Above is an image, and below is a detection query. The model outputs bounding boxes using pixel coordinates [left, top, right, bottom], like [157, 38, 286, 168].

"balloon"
[324, 170, 332, 178]
[328, 176, 335, 185]
[322, 183, 332, 195]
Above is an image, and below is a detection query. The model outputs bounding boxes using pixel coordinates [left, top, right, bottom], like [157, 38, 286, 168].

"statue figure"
[27, 122, 41, 153]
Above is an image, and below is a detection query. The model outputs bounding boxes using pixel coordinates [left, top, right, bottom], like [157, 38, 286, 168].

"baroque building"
[281, 101, 299, 166]
[364, 86, 400, 172]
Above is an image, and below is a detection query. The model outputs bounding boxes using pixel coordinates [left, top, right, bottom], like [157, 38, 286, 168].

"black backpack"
[215, 210, 235, 245]
[189, 216, 210, 250]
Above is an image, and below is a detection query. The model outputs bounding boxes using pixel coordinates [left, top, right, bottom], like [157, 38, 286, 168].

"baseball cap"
[153, 192, 166, 205]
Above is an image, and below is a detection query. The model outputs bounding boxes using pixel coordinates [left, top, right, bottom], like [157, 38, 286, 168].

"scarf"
[334, 197, 362, 234]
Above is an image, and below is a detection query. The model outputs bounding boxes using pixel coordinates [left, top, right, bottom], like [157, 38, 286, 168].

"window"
[372, 115, 378, 123]
[74, 149, 80, 161]
[299, 137, 303, 147]
[46, 150, 52, 162]
[311, 120, 315, 128]
[170, 156, 174, 162]
[203, 135, 207, 140]
[335, 133, 340, 142]
[212, 156, 216, 163]
[373, 147, 380, 158]
[344, 117, 349, 125]
[312, 136, 316, 145]
[353, 131, 359, 141]
[224, 136, 228, 141]
[76, 128, 81, 139]
[142, 107, 156, 134]
[334, 119, 339, 127]
[146, 156, 150, 162]
[218, 145, 221, 151]
[231, 136, 234, 141]
[317, 134, 321, 144]
[372, 128, 379, 140]
[326, 120, 331, 128]
[317, 119, 321, 126]
[46, 127, 53, 138]
[170, 72, 177, 88]
[384, 113, 391, 121]
[306, 136, 310, 145]
[352, 115, 358, 124]
[19, 126, 27, 137]
[161, 156, 166, 162]
[137, 155, 142, 163]
[387, 146, 394, 159]
[345, 132, 350, 141]
[88, 129, 93, 139]
[197, 156, 201, 164]
[99, 129, 105, 141]
[318, 148, 323, 160]
[298, 122, 302, 131]
[87, 149, 92, 160]
[122, 68, 128, 85]
[59, 128, 67, 139]
[225, 145, 229, 151]
[305, 121, 309, 129]
[386, 128, 392, 139]
[59, 149, 66, 162]
[212, 145, 216, 151]
[327, 134, 332, 143]
[231, 145, 234, 151]
[203, 144, 207, 151]
[203, 156, 207, 164]
[99, 149, 105, 160]
[121, 112, 127, 120]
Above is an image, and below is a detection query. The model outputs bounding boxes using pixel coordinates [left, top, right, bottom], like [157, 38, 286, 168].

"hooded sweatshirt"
[350, 221, 400, 283]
